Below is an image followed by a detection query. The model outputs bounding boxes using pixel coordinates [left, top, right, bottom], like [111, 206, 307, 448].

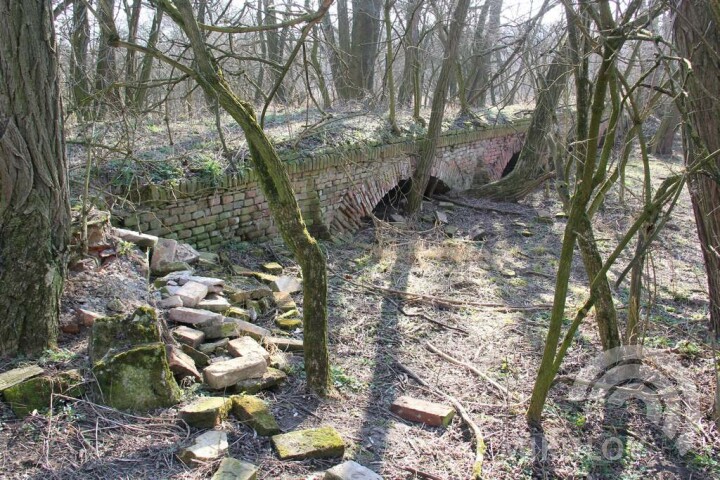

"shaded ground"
[1, 148, 719, 479]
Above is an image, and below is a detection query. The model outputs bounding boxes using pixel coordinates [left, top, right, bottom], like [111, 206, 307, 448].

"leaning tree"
[0, 0, 71, 356]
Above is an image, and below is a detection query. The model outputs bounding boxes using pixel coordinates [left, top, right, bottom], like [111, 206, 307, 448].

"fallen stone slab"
[197, 338, 229, 355]
[262, 262, 283, 275]
[184, 275, 225, 288]
[273, 292, 297, 313]
[198, 251, 220, 266]
[176, 242, 201, 265]
[211, 457, 258, 480]
[434, 210, 449, 224]
[76, 308, 103, 327]
[390, 396, 455, 427]
[112, 228, 158, 249]
[159, 295, 184, 309]
[232, 368, 287, 394]
[176, 281, 209, 308]
[231, 395, 281, 436]
[182, 344, 210, 368]
[151, 238, 178, 275]
[228, 318, 271, 341]
[251, 271, 279, 285]
[203, 355, 268, 390]
[3, 370, 84, 417]
[179, 396, 232, 428]
[271, 426, 345, 460]
[227, 336, 270, 364]
[228, 277, 273, 303]
[154, 270, 194, 288]
[177, 430, 228, 466]
[225, 306, 254, 322]
[275, 317, 302, 330]
[167, 345, 202, 382]
[325, 460, 383, 480]
[93, 343, 182, 412]
[269, 276, 302, 294]
[198, 296, 231, 313]
[263, 336, 304, 352]
[269, 352, 293, 373]
[168, 307, 222, 326]
[173, 325, 205, 348]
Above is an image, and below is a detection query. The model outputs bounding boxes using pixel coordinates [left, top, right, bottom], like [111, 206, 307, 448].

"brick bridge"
[116, 118, 531, 248]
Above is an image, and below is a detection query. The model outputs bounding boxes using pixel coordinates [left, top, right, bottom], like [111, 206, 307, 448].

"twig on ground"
[425, 342, 514, 401]
[401, 465, 447, 480]
[432, 195, 527, 216]
[385, 297, 470, 334]
[395, 360, 486, 479]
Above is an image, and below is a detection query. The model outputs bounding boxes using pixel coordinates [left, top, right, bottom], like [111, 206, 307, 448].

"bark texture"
[0, 0, 70, 356]
[674, 0, 720, 338]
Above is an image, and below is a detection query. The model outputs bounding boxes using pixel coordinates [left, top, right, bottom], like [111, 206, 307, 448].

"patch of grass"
[331, 365, 363, 392]
[675, 340, 701, 359]
[38, 348, 77, 366]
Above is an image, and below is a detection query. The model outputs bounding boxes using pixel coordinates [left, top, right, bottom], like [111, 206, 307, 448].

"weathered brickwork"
[115, 120, 530, 247]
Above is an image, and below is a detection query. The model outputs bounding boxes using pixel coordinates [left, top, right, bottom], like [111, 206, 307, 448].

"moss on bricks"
[179, 396, 232, 428]
[93, 343, 182, 412]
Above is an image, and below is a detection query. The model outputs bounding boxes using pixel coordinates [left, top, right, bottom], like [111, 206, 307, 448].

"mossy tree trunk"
[153, 0, 332, 395]
[0, 0, 70, 356]
[406, 0, 471, 214]
[70, 0, 92, 119]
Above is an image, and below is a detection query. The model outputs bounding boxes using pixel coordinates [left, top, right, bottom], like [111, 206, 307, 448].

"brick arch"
[328, 158, 412, 232]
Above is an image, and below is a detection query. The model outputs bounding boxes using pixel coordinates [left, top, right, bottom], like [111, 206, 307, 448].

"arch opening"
[501, 151, 521, 177]
[371, 176, 451, 220]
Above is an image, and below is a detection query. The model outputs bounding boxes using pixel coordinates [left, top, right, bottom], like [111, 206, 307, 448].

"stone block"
[271, 426, 344, 460]
[390, 396, 455, 427]
[179, 396, 232, 428]
[3, 370, 84, 417]
[182, 344, 210, 368]
[177, 430, 228, 466]
[197, 337, 229, 355]
[89, 306, 160, 365]
[275, 317, 302, 330]
[203, 355, 268, 390]
[175, 281, 209, 307]
[76, 308, 103, 327]
[325, 461, 382, 480]
[228, 277, 272, 303]
[230, 395, 281, 436]
[150, 238, 178, 275]
[198, 296, 231, 313]
[173, 325, 206, 347]
[168, 307, 222, 326]
[263, 336, 303, 352]
[232, 368, 287, 394]
[167, 345, 202, 382]
[211, 457, 258, 480]
[227, 336, 270, 364]
[273, 292, 297, 312]
[269, 276, 302, 294]
[262, 262, 283, 275]
[159, 295, 184, 309]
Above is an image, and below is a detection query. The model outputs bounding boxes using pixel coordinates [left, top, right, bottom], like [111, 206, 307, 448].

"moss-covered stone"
[230, 395, 281, 436]
[93, 343, 182, 412]
[275, 318, 302, 330]
[211, 457, 258, 480]
[271, 426, 345, 460]
[89, 306, 160, 365]
[0, 365, 44, 392]
[231, 368, 287, 394]
[225, 307, 252, 322]
[179, 396, 232, 428]
[3, 370, 85, 417]
[182, 344, 210, 368]
[262, 262, 283, 275]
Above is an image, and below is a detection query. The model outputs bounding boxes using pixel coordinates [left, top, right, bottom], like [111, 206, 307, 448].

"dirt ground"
[1, 149, 719, 480]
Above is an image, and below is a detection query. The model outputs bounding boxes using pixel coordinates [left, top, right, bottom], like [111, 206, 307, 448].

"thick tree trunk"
[675, 0, 720, 339]
[347, 0, 383, 99]
[124, 0, 142, 104]
[0, 0, 70, 356]
[94, 0, 119, 116]
[155, 0, 331, 394]
[468, 44, 570, 201]
[398, 0, 422, 106]
[265, 0, 287, 103]
[70, 0, 92, 118]
[406, 0, 471, 213]
[649, 104, 680, 155]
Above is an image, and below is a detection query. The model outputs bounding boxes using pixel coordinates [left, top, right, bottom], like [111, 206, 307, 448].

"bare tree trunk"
[347, 0, 384, 99]
[406, 0, 471, 213]
[0, 0, 70, 356]
[124, 0, 142, 104]
[133, 6, 164, 110]
[649, 104, 680, 155]
[94, 0, 119, 117]
[265, 0, 288, 103]
[384, 0, 399, 133]
[398, 0, 422, 106]
[71, 0, 92, 119]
